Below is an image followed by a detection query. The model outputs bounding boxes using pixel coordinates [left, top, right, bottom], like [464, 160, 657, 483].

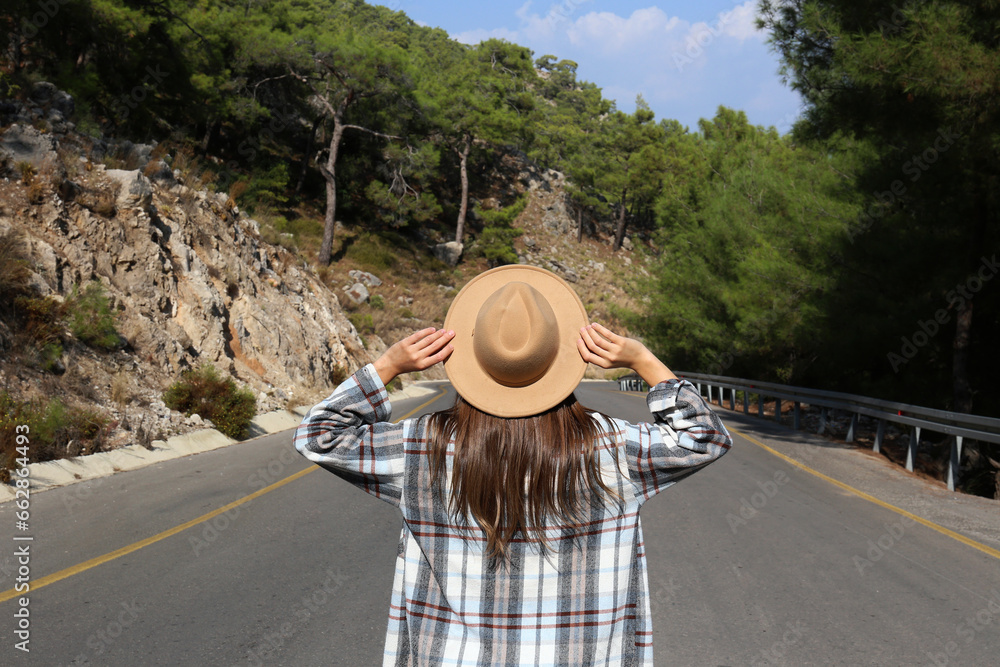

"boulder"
[0, 124, 58, 169]
[622, 236, 634, 252]
[434, 241, 464, 267]
[343, 282, 370, 305]
[348, 270, 382, 288]
[105, 169, 153, 210]
[30, 82, 57, 103]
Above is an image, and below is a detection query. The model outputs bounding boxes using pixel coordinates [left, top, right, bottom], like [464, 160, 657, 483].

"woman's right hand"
[578, 323, 677, 386]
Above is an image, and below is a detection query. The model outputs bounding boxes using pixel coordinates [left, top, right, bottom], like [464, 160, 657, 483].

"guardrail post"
[874, 420, 884, 454]
[846, 413, 858, 443]
[818, 408, 827, 435]
[906, 426, 921, 472]
[729, 390, 735, 411]
[793, 402, 801, 430]
[948, 436, 963, 492]
[696, 382, 702, 398]
[758, 394, 764, 418]
[742, 392, 749, 414]
[708, 385, 714, 404]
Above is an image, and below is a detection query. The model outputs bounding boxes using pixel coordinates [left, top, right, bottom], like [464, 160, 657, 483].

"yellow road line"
[0, 384, 450, 604]
[729, 427, 1000, 562]
[588, 388, 1000, 562]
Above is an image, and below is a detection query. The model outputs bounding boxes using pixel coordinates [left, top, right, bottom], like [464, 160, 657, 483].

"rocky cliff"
[0, 90, 369, 446]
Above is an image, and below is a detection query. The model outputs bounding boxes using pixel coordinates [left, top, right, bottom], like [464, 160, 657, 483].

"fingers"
[411, 329, 454, 369]
[577, 337, 611, 368]
[589, 322, 622, 346]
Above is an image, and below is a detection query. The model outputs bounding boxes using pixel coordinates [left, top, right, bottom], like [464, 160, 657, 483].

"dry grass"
[111, 370, 133, 407]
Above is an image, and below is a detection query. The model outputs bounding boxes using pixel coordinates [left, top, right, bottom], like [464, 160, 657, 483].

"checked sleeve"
[293, 364, 405, 507]
[625, 378, 732, 504]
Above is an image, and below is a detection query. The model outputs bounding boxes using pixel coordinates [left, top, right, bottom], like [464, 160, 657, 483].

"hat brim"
[443, 265, 589, 418]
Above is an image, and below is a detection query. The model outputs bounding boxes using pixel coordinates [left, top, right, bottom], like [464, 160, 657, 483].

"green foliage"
[470, 197, 526, 267]
[0, 229, 33, 316]
[369, 294, 385, 310]
[0, 392, 111, 480]
[475, 196, 527, 227]
[234, 163, 290, 213]
[759, 0, 1000, 413]
[348, 313, 375, 336]
[345, 233, 399, 272]
[479, 225, 524, 267]
[68, 282, 120, 350]
[640, 108, 857, 384]
[163, 365, 257, 439]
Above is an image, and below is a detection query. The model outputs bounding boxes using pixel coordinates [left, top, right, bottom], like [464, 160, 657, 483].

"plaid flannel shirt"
[294, 364, 732, 666]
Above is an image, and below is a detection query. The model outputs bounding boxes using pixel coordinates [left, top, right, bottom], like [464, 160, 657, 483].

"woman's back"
[294, 265, 732, 665]
[296, 366, 730, 666]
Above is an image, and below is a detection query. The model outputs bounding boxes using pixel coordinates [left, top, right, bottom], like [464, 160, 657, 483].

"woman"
[295, 265, 732, 666]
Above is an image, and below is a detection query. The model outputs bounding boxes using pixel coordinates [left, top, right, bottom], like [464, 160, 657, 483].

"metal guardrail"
[622, 371, 1000, 492]
[616, 373, 649, 393]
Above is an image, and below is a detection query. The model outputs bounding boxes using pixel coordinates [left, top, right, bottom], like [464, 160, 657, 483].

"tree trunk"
[296, 116, 322, 196]
[201, 120, 219, 153]
[319, 112, 346, 265]
[952, 298, 973, 413]
[613, 188, 628, 252]
[577, 206, 584, 243]
[454, 139, 471, 244]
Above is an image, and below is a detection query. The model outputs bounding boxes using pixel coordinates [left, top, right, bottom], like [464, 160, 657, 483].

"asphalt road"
[0, 381, 998, 666]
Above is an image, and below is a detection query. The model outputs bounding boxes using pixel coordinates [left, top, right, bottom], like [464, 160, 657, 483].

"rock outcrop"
[0, 120, 369, 429]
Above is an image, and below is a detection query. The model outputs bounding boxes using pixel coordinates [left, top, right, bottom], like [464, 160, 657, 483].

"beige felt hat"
[443, 265, 589, 417]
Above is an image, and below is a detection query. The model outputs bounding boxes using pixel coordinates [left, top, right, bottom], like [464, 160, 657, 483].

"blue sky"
[373, 1, 805, 133]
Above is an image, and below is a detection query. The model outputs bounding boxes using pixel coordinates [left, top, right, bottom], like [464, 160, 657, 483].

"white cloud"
[451, 26, 520, 45]
[566, 8, 683, 53]
[447, 3, 800, 129]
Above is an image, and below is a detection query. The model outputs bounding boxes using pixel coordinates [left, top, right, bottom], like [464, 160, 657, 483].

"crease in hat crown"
[473, 282, 559, 388]
[444, 264, 588, 418]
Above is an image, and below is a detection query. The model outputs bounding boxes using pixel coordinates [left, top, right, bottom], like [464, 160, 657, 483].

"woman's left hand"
[373, 328, 455, 386]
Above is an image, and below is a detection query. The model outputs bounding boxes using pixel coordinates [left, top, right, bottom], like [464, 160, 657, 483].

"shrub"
[68, 282, 120, 350]
[348, 312, 375, 336]
[370, 294, 385, 310]
[345, 233, 398, 272]
[111, 370, 133, 407]
[472, 197, 526, 267]
[17, 162, 36, 186]
[475, 196, 527, 227]
[0, 230, 33, 315]
[0, 392, 111, 481]
[163, 365, 257, 439]
[480, 225, 524, 267]
[234, 163, 289, 213]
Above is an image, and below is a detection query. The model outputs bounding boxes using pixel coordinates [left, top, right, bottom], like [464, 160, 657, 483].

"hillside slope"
[0, 84, 654, 464]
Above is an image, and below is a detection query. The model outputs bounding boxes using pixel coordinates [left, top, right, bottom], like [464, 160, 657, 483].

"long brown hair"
[428, 394, 620, 561]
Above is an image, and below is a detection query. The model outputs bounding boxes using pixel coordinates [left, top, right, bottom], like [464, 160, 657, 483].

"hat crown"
[473, 282, 559, 388]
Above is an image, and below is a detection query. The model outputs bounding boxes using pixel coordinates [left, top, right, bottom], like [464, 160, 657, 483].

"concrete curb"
[0, 383, 438, 504]
[0, 408, 305, 503]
